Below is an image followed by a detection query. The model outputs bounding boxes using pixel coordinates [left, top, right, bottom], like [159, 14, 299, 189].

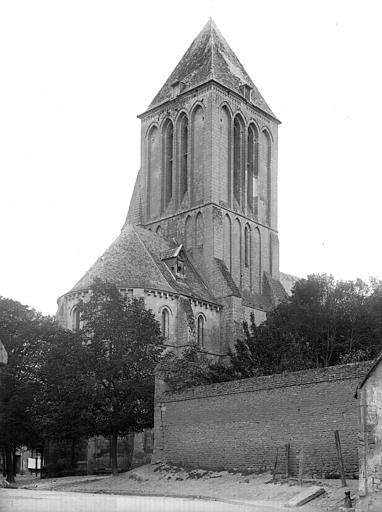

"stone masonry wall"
[358, 361, 382, 496]
[155, 362, 371, 477]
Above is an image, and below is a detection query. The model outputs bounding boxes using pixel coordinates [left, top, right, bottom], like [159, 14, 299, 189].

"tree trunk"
[40, 445, 44, 479]
[2, 449, 6, 477]
[70, 439, 77, 470]
[5, 445, 14, 483]
[111, 428, 118, 476]
[13, 448, 17, 477]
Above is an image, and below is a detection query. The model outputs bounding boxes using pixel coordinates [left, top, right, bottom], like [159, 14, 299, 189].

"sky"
[1, 0, 381, 315]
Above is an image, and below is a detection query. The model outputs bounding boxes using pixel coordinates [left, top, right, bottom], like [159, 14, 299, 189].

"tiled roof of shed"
[147, 18, 276, 119]
[70, 225, 217, 304]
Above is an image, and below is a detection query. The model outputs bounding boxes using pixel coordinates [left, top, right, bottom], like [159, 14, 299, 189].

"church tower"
[125, 19, 286, 346]
[57, 19, 287, 355]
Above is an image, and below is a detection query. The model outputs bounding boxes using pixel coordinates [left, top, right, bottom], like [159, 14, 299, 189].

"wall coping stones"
[159, 361, 372, 403]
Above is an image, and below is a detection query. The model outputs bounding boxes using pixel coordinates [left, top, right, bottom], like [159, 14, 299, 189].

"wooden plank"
[285, 443, 290, 478]
[334, 430, 347, 487]
[298, 447, 304, 485]
[272, 447, 279, 482]
[286, 486, 325, 507]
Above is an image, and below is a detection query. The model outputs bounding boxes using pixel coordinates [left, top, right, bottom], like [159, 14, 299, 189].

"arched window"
[195, 212, 204, 247]
[191, 105, 204, 205]
[147, 125, 160, 219]
[261, 130, 271, 225]
[232, 218, 241, 286]
[223, 214, 232, 271]
[179, 115, 188, 199]
[270, 232, 279, 277]
[244, 224, 251, 268]
[156, 225, 163, 236]
[161, 308, 169, 339]
[185, 215, 193, 248]
[247, 125, 258, 213]
[72, 307, 80, 332]
[233, 116, 244, 205]
[219, 106, 231, 203]
[163, 120, 174, 209]
[253, 227, 261, 293]
[197, 315, 204, 347]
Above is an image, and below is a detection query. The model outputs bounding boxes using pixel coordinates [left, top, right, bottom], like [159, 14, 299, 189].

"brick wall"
[154, 362, 371, 477]
[86, 430, 154, 474]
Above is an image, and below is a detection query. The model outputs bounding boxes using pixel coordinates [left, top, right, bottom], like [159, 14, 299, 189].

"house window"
[197, 315, 204, 347]
[161, 308, 169, 339]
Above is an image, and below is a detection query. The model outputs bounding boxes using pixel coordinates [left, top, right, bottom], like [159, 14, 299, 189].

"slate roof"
[69, 225, 217, 304]
[355, 351, 382, 396]
[124, 169, 144, 225]
[264, 272, 289, 306]
[147, 18, 276, 119]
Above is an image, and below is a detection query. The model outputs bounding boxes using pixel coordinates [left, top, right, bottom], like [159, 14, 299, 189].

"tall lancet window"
[163, 120, 174, 209]
[72, 307, 80, 332]
[161, 308, 170, 339]
[244, 224, 250, 268]
[147, 126, 160, 219]
[179, 116, 188, 199]
[219, 106, 230, 203]
[261, 130, 272, 225]
[233, 116, 243, 205]
[197, 315, 205, 347]
[247, 125, 257, 214]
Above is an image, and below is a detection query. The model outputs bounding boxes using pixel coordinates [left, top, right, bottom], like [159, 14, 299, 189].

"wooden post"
[272, 447, 279, 482]
[334, 430, 347, 487]
[298, 447, 304, 485]
[285, 443, 290, 478]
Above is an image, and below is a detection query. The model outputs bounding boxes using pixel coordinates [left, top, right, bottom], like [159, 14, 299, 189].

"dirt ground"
[17, 464, 359, 510]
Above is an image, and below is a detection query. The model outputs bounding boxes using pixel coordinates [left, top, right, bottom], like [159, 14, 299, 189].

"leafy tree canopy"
[31, 329, 95, 445]
[0, 297, 57, 481]
[77, 279, 164, 474]
[231, 274, 382, 377]
[162, 275, 382, 390]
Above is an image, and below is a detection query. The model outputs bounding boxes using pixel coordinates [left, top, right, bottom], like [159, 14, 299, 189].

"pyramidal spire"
[147, 19, 275, 118]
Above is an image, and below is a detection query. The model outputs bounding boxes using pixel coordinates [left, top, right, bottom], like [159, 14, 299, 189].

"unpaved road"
[0, 488, 289, 512]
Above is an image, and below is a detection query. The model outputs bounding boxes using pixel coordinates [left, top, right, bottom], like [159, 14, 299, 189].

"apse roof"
[69, 225, 217, 304]
[147, 18, 276, 119]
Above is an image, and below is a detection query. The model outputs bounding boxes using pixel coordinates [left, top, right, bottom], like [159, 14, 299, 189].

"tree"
[160, 345, 236, 392]
[78, 279, 163, 475]
[0, 297, 52, 482]
[31, 329, 96, 474]
[229, 274, 382, 377]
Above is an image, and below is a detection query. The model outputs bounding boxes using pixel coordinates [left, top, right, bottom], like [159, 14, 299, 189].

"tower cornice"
[138, 79, 281, 124]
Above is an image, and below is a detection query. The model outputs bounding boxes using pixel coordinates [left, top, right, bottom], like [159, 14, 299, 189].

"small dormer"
[161, 244, 185, 279]
[239, 83, 252, 101]
[171, 79, 186, 98]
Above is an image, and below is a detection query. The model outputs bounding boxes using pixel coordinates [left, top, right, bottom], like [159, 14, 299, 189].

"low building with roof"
[356, 352, 382, 498]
